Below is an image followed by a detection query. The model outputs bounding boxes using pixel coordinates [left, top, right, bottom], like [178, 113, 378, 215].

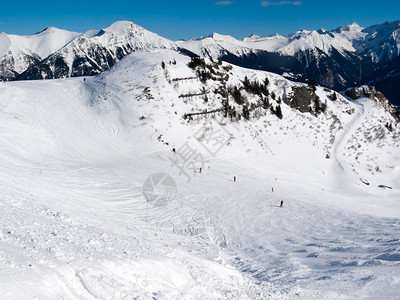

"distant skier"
[280, 200, 283, 207]
[234, 176, 236, 182]
[272, 187, 274, 192]
[200, 167, 202, 173]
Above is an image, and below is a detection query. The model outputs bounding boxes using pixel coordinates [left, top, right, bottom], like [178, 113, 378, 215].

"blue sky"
[1, 0, 399, 40]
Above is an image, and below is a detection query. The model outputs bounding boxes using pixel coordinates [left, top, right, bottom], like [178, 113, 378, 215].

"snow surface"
[0, 49, 399, 299]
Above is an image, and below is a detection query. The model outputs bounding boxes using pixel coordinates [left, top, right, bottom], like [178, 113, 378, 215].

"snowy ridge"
[0, 27, 81, 59]
[1, 21, 175, 80]
[177, 25, 357, 57]
[0, 49, 399, 298]
[21, 21, 175, 80]
[0, 27, 81, 77]
[92, 21, 174, 50]
[178, 20, 400, 59]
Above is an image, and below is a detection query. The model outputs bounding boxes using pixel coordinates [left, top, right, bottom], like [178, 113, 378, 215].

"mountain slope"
[358, 20, 400, 63]
[0, 49, 399, 298]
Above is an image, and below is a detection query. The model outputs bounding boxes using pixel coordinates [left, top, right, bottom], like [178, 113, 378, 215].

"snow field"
[0, 49, 399, 299]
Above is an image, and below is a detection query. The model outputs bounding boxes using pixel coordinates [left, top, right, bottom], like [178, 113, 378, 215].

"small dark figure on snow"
[272, 187, 274, 192]
[172, 147, 176, 153]
[280, 200, 283, 207]
[200, 167, 202, 173]
[234, 176, 236, 182]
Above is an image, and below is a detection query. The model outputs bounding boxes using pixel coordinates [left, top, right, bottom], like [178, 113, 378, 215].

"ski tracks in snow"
[331, 98, 366, 175]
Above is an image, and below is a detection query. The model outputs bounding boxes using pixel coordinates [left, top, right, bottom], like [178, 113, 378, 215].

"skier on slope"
[280, 200, 283, 207]
[234, 176, 236, 182]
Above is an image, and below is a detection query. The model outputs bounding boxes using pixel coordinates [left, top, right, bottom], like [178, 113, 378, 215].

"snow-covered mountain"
[0, 21, 174, 81]
[16, 21, 174, 80]
[179, 23, 363, 57]
[357, 21, 400, 63]
[0, 27, 81, 80]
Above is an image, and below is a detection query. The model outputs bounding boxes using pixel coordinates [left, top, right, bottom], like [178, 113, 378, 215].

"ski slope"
[0, 49, 399, 299]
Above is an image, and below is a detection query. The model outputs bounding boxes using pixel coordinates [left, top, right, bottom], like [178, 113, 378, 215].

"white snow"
[0, 49, 399, 299]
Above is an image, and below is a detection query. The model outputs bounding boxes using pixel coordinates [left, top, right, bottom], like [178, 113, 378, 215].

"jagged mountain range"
[1, 20, 399, 105]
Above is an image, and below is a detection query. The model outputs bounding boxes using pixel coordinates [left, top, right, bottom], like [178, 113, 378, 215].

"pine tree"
[242, 106, 250, 120]
[308, 79, 316, 87]
[308, 79, 317, 93]
[276, 105, 283, 119]
[262, 97, 269, 109]
[232, 86, 244, 104]
[244, 76, 250, 88]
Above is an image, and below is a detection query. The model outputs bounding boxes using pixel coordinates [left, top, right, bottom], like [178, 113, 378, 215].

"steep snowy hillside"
[0, 49, 399, 299]
[358, 20, 400, 63]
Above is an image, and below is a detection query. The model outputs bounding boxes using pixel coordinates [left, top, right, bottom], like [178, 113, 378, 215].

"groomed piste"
[0, 49, 399, 299]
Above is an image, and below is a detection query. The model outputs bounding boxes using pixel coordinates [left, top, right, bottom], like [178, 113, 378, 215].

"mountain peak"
[246, 34, 262, 40]
[201, 32, 239, 44]
[34, 26, 72, 36]
[102, 20, 141, 35]
[340, 22, 363, 32]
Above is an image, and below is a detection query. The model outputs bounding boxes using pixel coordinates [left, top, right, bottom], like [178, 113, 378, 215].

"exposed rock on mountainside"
[346, 86, 400, 120]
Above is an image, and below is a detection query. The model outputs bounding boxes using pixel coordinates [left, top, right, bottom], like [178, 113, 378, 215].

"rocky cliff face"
[346, 86, 400, 121]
